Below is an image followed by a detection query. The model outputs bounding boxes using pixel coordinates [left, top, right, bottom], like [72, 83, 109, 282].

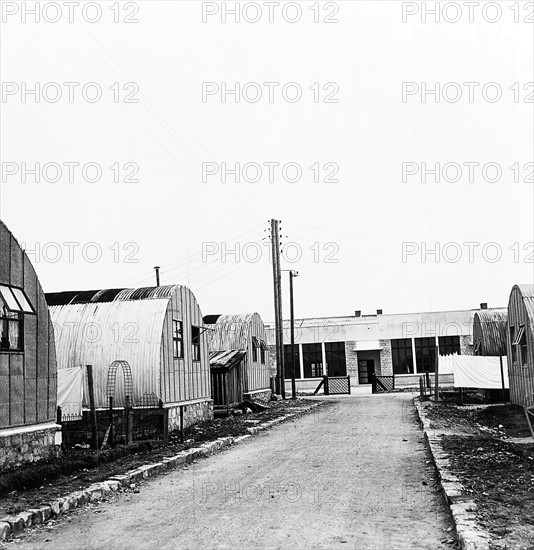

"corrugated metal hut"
[205, 313, 271, 402]
[506, 284, 534, 407]
[0, 220, 60, 470]
[473, 308, 508, 356]
[46, 285, 213, 429]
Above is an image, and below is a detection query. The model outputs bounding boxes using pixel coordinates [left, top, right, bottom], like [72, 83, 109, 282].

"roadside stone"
[0, 521, 11, 540]
[28, 508, 43, 525]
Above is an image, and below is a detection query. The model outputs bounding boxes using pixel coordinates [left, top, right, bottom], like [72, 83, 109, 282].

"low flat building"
[266, 305, 501, 393]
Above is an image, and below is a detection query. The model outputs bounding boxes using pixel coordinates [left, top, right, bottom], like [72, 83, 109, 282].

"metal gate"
[372, 374, 395, 393]
[314, 375, 351, 395]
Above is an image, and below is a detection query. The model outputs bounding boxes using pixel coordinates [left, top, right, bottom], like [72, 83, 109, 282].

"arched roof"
[473, 308, 508, 356]
[206, 312, 266, 351]
[511, 284, 534, 326]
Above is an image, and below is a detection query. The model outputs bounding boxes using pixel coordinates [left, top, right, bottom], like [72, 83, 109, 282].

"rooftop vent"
[377, 309, 383, 315]
[480, 303, 488, 310]
[355, 310, 361, 317]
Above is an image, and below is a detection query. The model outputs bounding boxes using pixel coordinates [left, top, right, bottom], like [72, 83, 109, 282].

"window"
[415, 337, 436, 373]
[391, 338, 414, 374]
[517, 325, 528, 368]
[260, 340, 267, 364]
[192, 326, 201, 361]
[251, 336, 259, 362]
[510, 326, 517, 365]
[0, 305, 23, 351]
[172, 320, 183, 358]
[438, 336, 461, 356]
[325, 341, 347, 376]
[0, 284, 34, 314]
[302, 343, 323, 378]
[284, 344, 300, 379]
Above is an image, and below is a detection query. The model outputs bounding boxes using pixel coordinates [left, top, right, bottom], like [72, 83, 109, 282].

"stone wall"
[167, 398, 213, 432]
[345, 341, 359, 380]
[460, 335, 474, 356]
[243, 389, 272, 402]
[379, 339, 393, 375]
[0, 423, 61, 471]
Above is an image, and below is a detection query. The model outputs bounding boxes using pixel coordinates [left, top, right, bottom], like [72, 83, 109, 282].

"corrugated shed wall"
[473, 309, 508, 356]
[160, 285, 211, 404]
[507, 284, 534, 407]
[0, 221, 56, 429]
[51, 299, 168, 408]
[207, 313, 270, 393]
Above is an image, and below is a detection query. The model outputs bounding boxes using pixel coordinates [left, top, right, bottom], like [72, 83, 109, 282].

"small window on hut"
[0, 305, 23, 352]
[510, 326, 517, 364]
[173, 320, 184, 358]
[192, 326, 201, 361]
[260, 340, 267, 364]
[518, 325, 528, 368]
[252, 336, 259, 362]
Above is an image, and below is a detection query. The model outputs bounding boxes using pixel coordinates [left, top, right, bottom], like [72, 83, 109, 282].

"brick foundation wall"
[0, 423, 61, 471]
[167, 399, 213, 432]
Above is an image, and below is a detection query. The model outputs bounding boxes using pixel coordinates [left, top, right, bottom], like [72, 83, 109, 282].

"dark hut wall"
[161, 285, 210, 403]
[507, 285, 534, 407]
[0, 223, 56, 429]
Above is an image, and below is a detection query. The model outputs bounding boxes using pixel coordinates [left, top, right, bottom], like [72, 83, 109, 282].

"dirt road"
[15, 393, 454, 550]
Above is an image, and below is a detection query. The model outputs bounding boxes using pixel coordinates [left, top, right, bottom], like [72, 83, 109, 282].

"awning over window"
[260, 340, 268, 351]
[0, 284, 35, 314]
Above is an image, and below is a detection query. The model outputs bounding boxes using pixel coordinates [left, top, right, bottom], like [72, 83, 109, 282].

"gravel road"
[14, 393, 455, 550]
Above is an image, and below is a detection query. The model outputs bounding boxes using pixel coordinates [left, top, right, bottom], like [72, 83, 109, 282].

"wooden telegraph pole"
[271, 219, 285, 398]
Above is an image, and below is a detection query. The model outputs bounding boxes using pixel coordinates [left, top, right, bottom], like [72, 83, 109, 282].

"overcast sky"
[0, 1, 532, 322]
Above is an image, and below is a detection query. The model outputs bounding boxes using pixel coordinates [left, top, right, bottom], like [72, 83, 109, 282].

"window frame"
[438, 335, 461, 357]
[172, 319, 184, 359]
[191, 325, 201, 362]
[0, 306, 24, 353]
[391, 338, 414, 375]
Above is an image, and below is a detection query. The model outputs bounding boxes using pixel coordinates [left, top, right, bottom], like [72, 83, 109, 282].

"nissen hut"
[205, 313, 271, 406]
[0, 221, 60, 469]
[46, 285, 213, 429]
[473, 308, 508, 357]
[506, 284, 534, 407]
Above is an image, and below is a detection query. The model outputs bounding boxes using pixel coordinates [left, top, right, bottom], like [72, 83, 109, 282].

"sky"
[0, 0, 532, 322]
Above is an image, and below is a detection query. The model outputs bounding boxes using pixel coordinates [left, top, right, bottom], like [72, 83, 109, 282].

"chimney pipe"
[480, 303, 487, 310]
[154, 266, 161, 287]
[377, 309, 383, 315]
[355, 310, 361, 317]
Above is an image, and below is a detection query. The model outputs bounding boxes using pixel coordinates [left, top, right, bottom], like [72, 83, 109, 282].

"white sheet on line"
[57, 366, 84, 417]
[439, 354, 509, 389]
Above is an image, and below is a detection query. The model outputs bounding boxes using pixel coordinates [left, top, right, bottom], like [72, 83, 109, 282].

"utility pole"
[289, 270, 298, 399]
[154, 266, 161, 287]
[271, 219, 285, 398]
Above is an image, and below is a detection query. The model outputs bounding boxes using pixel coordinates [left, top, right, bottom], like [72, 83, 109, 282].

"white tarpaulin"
[57, 366, 84, 417]
[439, 354, 509, 389]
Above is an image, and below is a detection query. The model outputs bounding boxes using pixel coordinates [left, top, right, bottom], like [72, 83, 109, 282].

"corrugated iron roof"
[46, 285, 180, 306]
[209, 349, 246, 370]
[514, 284, 534, 328]
[473, 308, 508, 356]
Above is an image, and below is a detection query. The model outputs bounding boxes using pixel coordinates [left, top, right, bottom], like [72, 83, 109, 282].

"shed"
[209, 349, 246, 408]
[473, 309, 508, 357]
[46, 285, 213, 430]
[205, 313, 271, 402]
[506, 284, 534, 407]
[0, 220, 60, 470]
